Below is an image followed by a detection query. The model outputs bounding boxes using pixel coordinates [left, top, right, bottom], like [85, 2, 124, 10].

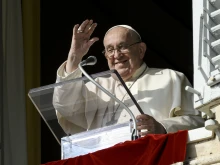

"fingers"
[73, 24, 80, 36]
[139, 130, 153, 136]
[136, 114, 152, 121]
[87, 22, 97, 36]
[76, 19, 97, 35]
[77, 19, 90, 33]
[83, 20, 94, 33]
[137, 125, 152, 136]
[137, 122, 153, 132]
[136, 114, 155, 136]
[135, 114, 167, 135]
[72, 19, 98, 43]
[136, 114, 152, 126]
[87, 37, 99, 47]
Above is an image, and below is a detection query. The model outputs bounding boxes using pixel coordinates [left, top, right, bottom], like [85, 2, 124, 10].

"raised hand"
[66, 19, 99, 73]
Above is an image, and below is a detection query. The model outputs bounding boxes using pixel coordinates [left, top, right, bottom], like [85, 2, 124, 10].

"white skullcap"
[105, 25, 141, 40]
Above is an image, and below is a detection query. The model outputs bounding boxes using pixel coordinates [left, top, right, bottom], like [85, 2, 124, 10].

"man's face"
[103, 27, 144, 81]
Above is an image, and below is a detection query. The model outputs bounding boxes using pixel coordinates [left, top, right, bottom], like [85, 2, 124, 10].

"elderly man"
[53, 19, 204, 136]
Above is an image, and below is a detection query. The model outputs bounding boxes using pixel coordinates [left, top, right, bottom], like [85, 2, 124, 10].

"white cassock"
[53, 62, 204, 135]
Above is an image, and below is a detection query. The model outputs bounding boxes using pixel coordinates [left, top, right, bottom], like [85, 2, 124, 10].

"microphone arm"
[78, 56, 139, 140]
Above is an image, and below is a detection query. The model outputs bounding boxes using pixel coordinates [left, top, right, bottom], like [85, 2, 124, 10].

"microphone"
[81, 56, 97, 66]
[78, 56, 139, 140]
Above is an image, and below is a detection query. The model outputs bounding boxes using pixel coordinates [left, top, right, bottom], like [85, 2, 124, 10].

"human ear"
[139, 42, 147, 59]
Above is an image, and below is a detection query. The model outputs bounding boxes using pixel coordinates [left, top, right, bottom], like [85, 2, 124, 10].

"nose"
[113, 49, 122, 59]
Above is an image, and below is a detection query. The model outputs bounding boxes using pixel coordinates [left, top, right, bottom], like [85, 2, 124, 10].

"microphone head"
[85, 56, 97, 66]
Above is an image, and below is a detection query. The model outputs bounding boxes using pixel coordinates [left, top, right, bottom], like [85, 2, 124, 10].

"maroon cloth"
[42, 130, 188, 165]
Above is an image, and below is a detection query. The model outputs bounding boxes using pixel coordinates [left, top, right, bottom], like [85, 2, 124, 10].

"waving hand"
[66, 19, 99, 73]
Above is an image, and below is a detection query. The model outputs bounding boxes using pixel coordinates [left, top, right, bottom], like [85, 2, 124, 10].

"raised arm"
[66, 19, 99, 73]
[53, 20, 99, 135]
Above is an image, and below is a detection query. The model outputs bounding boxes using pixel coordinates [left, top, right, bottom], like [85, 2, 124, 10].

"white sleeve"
[160, 70, 204, 133]
[56, 61, 82, 82]
[53, 61, 98, 135]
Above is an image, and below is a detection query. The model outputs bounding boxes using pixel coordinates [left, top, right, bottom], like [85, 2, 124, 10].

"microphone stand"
[78, 56, 139, 140]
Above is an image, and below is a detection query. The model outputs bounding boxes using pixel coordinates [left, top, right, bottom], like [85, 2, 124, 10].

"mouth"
[114, 60, 128, 65]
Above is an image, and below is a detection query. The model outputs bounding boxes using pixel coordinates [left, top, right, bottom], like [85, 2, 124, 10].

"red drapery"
[42, 130, 188, 165]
